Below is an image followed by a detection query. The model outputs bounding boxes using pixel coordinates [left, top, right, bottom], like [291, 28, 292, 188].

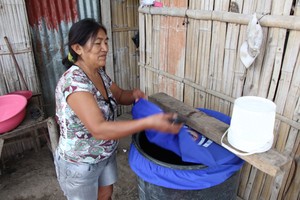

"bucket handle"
[221, 129, 257, 156]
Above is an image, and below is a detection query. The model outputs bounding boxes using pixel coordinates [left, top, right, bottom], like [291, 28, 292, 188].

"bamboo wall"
[0, 0, 41, 96]
[139, 0, 300, 199]
[111, 0, 140, 114]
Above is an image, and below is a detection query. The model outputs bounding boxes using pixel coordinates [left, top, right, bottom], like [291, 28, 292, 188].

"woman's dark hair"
[62, 18, 107, 68]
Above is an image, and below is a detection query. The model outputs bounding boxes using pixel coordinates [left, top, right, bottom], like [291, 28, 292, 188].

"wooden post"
[0, 139, 4, 162]
[47, 117, 59, 154]
[100, 0, 115, 80]
[285, 157, 300, 200]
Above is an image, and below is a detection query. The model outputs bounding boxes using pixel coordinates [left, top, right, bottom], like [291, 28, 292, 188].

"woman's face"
[80, 29, 108, 68]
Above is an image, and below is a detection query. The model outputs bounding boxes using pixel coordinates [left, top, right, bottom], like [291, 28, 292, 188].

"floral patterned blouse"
[55, 65, 118, 164]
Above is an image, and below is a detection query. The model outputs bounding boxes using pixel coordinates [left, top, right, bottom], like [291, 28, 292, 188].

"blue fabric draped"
[129, 98, 244, 189]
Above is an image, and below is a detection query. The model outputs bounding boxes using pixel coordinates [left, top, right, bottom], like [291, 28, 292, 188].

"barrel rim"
[132, 132, 207, 170]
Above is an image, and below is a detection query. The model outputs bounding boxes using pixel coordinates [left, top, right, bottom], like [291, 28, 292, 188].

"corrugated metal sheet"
[25, 0, 101, 116]
[78, 0, 100, 20]
[0, 0, 41, 94]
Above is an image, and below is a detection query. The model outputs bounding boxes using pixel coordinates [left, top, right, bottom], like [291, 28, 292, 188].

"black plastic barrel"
[131, 132, 240, 200]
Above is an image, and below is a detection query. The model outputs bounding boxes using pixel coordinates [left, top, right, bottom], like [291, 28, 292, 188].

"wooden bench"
[0, 117, 58, 170]
[149, 92, 292, 200]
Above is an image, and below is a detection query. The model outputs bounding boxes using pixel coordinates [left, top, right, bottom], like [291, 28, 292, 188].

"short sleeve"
[62, 67, 93, 100]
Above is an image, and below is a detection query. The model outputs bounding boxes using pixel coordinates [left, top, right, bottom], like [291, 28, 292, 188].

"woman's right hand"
[146, 113, 183, 134]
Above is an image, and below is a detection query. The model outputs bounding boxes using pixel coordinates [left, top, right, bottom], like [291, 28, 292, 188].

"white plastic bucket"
[221, 96, 276, 155]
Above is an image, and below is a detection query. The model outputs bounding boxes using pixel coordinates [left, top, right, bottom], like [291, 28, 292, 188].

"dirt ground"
[0, 136, 138, 200]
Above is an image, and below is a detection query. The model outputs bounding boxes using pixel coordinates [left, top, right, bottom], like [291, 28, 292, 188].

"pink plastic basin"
[0, 94, 27, 134]
[8, 90, 33, 100]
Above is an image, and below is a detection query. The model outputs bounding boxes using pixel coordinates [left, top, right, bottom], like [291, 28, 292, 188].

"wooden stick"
[4, 36, 29, 90]
[139, 12, 146, 92]
[112, 27, 139, 32]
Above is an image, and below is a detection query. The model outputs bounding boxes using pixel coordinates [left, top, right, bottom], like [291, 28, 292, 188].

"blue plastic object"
[129, 98, 244, 190]
[131, 98, 242, 166]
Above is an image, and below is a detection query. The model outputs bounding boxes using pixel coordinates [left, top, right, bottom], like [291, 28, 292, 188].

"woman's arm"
[110, 82, 146, 105]
[67, 91, 181, 140]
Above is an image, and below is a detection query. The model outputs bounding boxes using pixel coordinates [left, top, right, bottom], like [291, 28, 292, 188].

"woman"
[54, 18, 182, 200]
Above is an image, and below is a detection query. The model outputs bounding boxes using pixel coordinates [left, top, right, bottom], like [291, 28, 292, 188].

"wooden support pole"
[47, 117, 59, 154]
[139, 7, 300, 30]
[0, 139, 4, 162]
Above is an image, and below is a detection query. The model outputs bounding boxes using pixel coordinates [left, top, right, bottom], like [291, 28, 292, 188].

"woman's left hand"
[132, 89, 146, 101]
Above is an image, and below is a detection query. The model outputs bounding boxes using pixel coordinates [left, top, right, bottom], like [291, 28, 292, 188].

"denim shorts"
[54, 150, 118, 200]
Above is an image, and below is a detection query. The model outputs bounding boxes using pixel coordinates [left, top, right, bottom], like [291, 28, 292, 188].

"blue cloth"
[129, 98, 244, 189]
[131, 98, 241, 166]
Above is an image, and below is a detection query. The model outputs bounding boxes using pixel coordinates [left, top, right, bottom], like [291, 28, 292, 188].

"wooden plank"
[149, 92, 291, 177]
[244, 167, 257, 199]
[145, 13, 152, 67]
[269, 167, 286, 200]
[248, 171, 265, 200]
[238, 163, 252, 198]
[152, 15, 161, 71]
[184, 18, 198, 83]
[150, 14, 160, 95]
[0, 119, 48, 140]
[183, 85, 195, 106]
[166, 15, 186, 78]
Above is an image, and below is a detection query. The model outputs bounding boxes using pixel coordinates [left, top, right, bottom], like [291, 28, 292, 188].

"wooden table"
[0, 117, 58, 167]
